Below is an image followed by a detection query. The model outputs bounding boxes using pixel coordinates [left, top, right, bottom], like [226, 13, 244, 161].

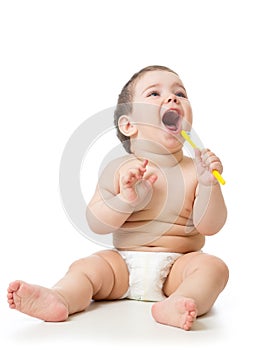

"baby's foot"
[7, 280, 69, 322]
[151, 295, 197, 331]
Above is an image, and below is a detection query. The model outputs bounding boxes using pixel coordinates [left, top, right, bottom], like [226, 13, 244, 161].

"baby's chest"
[148, 166, 195, 217]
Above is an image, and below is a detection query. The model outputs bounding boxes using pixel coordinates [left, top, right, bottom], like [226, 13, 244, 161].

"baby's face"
[130, 70, 193, 152]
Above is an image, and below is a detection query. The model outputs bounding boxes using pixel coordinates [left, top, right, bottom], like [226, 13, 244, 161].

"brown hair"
[113, 65, 178, 153]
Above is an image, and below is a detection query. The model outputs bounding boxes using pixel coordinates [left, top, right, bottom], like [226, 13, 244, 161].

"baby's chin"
[159, 132, 183, 152]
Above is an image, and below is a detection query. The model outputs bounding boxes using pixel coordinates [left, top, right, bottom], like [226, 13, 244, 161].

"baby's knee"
[94, 250, 129, 299]
[68, 255, 97, 272]
[205, 255, 229, 284]
[69, 250, 129, 300]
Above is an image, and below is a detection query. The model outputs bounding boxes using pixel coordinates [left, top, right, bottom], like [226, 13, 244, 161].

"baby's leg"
[7, 250, 129, 321]
[151, 252, 229, 330]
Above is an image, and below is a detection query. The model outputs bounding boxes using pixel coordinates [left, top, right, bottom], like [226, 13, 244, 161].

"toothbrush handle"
[212, 170, 226, 185]
[181, 130, 226, 185]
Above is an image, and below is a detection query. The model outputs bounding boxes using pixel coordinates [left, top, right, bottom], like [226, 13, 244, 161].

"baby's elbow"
[197, 226, 221, 236]
[196, 214, 227, 236]
[194, 205, 227, 236]
[86, 220, 110, 235]
[85, 207, 112, 235]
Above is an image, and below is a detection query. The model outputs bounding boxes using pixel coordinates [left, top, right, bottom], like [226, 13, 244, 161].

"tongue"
[166, 124, 177, 131]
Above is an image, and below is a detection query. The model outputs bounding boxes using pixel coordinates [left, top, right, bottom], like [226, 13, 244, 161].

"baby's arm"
[86, 159, 157, 234]
[192, 149, 227, 235]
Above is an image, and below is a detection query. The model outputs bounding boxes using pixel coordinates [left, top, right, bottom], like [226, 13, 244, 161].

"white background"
[1, 0, 271, 349]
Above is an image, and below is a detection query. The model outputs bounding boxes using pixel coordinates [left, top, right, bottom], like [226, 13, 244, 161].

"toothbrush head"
[180, 130, 197, 149]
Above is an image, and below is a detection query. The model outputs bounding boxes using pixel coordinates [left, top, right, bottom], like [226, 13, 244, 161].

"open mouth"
[162, 109, 181, 133]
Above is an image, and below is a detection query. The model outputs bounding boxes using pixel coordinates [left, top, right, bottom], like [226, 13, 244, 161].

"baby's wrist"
[196, 181, 220, 196]
[105, 194, 135, 214]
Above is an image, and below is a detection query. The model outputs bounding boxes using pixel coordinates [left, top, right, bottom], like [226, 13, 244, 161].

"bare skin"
[7, 250, 228, 330]
[7, 281, 69, 322]
[8, 250, 129, 322]
[7, 280, 198, 329]
[152, 252, 229, 330]
[151, 296, 197, 331]
[7, 70, 229, 331]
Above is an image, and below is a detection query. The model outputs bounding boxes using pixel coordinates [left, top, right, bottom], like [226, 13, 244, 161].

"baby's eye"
[147, 91, 160, 97]
[176, 91, 187, 98]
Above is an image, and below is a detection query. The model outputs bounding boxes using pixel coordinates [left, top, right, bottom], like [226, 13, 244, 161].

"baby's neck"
[131, 139, 183, 167]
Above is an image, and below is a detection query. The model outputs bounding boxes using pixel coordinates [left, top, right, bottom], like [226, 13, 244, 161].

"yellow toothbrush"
[181, 130, 226, 185]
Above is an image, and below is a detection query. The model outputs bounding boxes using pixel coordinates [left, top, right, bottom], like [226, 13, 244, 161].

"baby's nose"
[166, 94, 178, 104]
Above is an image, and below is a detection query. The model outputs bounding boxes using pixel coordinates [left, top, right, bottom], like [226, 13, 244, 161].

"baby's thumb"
[145, 174, 158, 185]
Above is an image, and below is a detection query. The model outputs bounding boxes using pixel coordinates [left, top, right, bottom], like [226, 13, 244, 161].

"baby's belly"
[113, 217, 205, 253]
[118, 233, 205, 253]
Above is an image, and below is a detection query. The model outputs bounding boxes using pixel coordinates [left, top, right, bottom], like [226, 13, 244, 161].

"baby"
[7, 65, 229, 331]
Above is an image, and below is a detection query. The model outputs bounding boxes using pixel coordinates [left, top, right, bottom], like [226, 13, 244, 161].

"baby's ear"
[118, 115, 138, 137]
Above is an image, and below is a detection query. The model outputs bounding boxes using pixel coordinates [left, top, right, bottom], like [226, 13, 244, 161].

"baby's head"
[114, 65, 192, 154]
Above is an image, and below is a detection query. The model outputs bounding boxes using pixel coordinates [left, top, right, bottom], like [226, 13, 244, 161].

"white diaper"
[117, 250, 182, 302]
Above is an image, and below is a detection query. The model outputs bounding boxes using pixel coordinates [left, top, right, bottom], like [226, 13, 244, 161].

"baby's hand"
[119, 159, 157, 208]
[194, 149, 223, 186]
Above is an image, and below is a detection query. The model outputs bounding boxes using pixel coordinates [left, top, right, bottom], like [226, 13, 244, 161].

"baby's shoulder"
[181, 155, 198, 183]
[182, 155, 196, 167]
[100, 154, 135, 175]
